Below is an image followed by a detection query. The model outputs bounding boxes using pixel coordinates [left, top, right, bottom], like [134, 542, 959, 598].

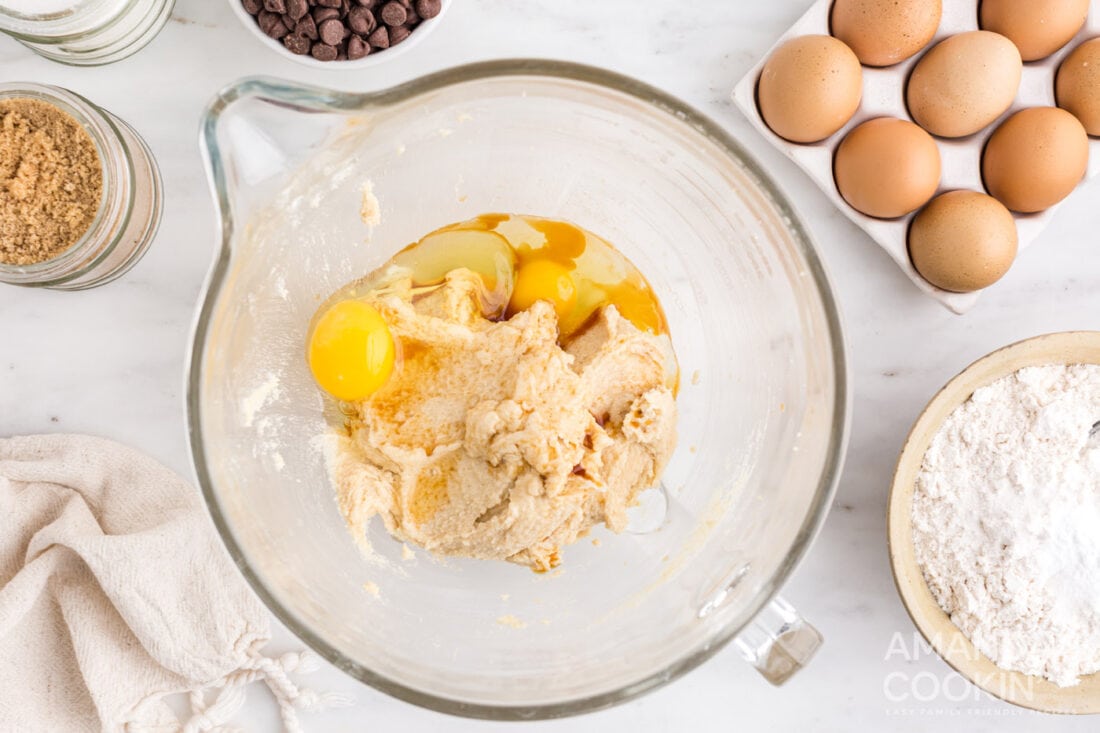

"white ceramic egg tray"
[733, 0, 1100, 314]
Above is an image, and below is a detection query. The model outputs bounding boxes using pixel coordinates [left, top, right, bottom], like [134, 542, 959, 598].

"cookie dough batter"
[331, 269, 678, 571]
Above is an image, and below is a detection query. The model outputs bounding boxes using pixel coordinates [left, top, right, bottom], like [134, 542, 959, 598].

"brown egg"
[1057, 38, 1100, 136]
[909, 191, 1018, 292]
[831, 0, 942, 67]
[834, 118, 942, 218]
[982, 107, 1089, 213]
[979, 0, 1089, 61]
[907, 31, 1022, 138]
[757, 35, 863, 143]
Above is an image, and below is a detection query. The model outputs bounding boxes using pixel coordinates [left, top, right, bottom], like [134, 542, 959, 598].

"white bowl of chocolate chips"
[229, 0, 448, 68]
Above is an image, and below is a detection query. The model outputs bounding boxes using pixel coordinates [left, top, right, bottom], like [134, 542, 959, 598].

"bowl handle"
[732, 596, 822, 685]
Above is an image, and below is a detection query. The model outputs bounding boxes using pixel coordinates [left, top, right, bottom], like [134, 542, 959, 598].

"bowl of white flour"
[889, 331, 1100, 715]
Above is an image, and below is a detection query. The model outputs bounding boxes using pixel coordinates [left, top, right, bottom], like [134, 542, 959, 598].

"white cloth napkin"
[0, 434, 347, 732]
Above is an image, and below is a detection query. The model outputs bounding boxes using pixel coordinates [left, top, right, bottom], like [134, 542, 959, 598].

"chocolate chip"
[285, 0, 308, 20]
[404, 7, 419, 23]
[315, 0, 341, 7]
[389, 24, 410, 44]
[355, 0, 377, 6]
[348, 34, 370, 58]
[367, 25, 389, 48]
[284, 33, 312, 54]
[312, 6, 340, 21]
[318, 17, 344, 44]
[311, 42, 339, 60]
[263, 0, 286, 12]
[257, 10, 286, 36]
[347, 5, 375, 33]
[379, 1, 406, 26]
[242, 0, 262, 14]
[256, 9, 277, 31]
[415, 0, 440, 19]
[295, 14, 318, 39]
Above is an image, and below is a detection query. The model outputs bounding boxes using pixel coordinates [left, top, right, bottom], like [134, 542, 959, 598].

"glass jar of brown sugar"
[0, 83, 163, 290]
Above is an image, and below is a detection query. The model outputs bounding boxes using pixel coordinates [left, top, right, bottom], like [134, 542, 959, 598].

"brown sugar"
[0, 98, 103, 266]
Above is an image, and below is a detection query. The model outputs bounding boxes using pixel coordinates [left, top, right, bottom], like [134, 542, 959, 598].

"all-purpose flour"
[912, 364, 1100, 687]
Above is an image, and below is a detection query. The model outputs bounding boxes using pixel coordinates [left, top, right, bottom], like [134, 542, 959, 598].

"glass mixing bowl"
[190, 60, 849, 719]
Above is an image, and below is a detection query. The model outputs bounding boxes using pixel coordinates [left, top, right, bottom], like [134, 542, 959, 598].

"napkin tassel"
[181, 648, 353, 732]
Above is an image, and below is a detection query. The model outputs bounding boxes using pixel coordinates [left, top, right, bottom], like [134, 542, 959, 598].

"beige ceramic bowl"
[888, 331, 1100, 715]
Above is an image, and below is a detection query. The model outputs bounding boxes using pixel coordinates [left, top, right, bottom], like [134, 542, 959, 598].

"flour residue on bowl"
[360, 181, 381, 227]
[240, 372, 281, 428]
[496, 614, 527, 629]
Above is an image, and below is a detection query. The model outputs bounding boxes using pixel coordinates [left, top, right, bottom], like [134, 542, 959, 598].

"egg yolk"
[308, 300, 395, 402]
[508, 259, 578, 321]
[597, 280, 664, 335]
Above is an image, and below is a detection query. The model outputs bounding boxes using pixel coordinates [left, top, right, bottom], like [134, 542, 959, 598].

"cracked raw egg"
[509, 259, 578, 320]
[308, 300, 395, 402]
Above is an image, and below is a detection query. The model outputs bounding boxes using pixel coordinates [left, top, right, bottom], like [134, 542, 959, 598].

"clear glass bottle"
[0, 0, 175, 66]
[0, 83, 163, 290]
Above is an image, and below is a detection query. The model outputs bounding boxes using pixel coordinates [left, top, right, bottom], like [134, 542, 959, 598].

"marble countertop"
[3, 0, 1099, 730]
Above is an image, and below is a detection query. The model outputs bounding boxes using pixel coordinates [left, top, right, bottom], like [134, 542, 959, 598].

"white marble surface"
[1, 1, 1098, 731]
